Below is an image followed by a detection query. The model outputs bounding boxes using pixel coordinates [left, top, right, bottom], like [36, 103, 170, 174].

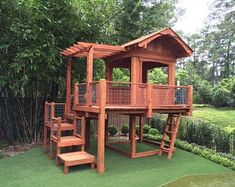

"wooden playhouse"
[43, 28, 193, 174]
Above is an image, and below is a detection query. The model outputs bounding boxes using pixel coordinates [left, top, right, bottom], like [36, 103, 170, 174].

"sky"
[174, 0, 214, 34]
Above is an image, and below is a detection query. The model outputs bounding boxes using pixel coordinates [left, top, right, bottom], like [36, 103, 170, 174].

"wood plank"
[133, 150, 160, 158]
[105, 144, 131, 157]
[86, 46, 94, 106]
[97, 79, 106, 174]
[130, 115, 136, 158]
[65, 58, 72, 114]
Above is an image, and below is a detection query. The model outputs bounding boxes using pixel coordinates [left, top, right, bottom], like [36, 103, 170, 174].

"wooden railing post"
[74, 83, 78, 108]
[187, 85, 193, 116]
[97, 79, 106, 174]
[51, 102, 55, 120]
[147, 83, 153, 118]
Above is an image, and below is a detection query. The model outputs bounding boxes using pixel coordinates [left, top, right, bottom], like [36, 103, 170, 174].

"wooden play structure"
[43, 28, 193, 174]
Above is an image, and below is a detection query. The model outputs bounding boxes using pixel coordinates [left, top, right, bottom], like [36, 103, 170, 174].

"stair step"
[53, 122, 74, 131]
[58, 151, 95, 174]
[51, 136, 84, 147]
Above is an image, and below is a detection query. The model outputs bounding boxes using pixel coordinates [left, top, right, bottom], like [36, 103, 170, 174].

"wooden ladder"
[159, 113, 181, 159]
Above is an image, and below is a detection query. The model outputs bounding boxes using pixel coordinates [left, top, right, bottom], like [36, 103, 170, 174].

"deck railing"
[73, 80, 193, 110]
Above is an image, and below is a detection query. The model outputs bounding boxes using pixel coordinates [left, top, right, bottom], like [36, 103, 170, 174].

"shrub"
[108, 126, 117, 136]
[143, 134, 235, 170]
[212, 85, 231, 107]
[121, 125, 129, 136]
[150, 114, 166, 133]
[150, 114, 234, 155]
[149, 128, 159, 136]
[143, 124, 150, 134]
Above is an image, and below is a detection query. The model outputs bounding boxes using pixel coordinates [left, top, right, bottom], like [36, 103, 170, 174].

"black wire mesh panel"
[78, 84, 86, 104]
[175, 88, 188, 104]
[54, 104, 65, 120]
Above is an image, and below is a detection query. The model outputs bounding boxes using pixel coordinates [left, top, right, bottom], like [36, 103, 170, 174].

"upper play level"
[60, 28, 193, 117]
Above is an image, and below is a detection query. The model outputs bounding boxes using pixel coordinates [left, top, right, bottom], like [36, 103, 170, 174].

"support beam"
[130, 115, 136, 158]
[86, 46, 94, 106]
[168, 63, 175, 85]
[131, 57, 138, 105]
[105, 116, 109, 144]
[139, 117, 144, 142]
[97, 79, 106, 174]
[85, 119, 90, 150]
[65, 57, 72, 114]
[81, 116, 85, 151]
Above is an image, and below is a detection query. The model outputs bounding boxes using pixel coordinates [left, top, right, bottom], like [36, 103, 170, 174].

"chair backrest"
[51, 117, 62, 142]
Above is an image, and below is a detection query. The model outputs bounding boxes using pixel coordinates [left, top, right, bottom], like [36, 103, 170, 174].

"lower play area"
[0, 140, 233, 187]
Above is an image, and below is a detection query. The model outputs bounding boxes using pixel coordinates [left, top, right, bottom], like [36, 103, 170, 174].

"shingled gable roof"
[121, 27, 193, 58]
[61, 28, 193, 59]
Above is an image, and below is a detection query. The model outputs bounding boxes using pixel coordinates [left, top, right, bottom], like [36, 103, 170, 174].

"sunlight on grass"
[192, 106, 235, 132]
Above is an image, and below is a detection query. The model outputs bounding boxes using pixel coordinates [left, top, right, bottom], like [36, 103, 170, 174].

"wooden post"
[130, 115, 136, 158]
[85, 119, 90, 150]
[139, 117, 144, 142]
[168, 63, 175, 85]
[43, 102, 48, 153]
[65, 58, 72, 114]
[74, 83, 78, 108]
[97, 79, 106, 174]
[81, 116, 85, 151]
[147, 83, 153, 118]
[187, 85, 193, 116]
[131, 57, 138, 105]
[105, 116, 109, 144]
[86, 46, 94, 106]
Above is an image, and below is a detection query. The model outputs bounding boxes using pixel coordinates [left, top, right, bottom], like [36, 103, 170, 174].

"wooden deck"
[73, 80, 192, 117]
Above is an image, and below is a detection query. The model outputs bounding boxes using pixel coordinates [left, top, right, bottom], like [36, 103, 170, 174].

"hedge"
[150, 114, 235, 156]
[143, 134, 235, 170]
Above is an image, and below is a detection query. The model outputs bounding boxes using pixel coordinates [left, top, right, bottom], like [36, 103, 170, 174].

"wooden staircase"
[50, 116, 95, 174]
[159, 113, 181, 159]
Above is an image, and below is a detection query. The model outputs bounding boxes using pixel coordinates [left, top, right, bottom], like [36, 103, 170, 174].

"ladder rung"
[161, 147, 170, 152]
[167, 122, 176, 126]
[165, 130, 174, 134]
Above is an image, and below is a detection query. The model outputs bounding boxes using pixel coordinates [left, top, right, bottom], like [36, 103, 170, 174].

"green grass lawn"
[0, 141, 233, 187]
[192, 106, 235, 132]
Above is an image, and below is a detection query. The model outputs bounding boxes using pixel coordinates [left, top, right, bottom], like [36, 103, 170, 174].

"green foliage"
[143, 124, 150, 134]
[212, 77, 235, 107]
[176, 67, 213, 104]
[150, 113, 235, 155]
[148, 128, 159, 136]
[112, 68, 130, 82]
[150, 113, 166, 133]
[108, 126, 118, 136]
[136, 126, 139, 136]
[144, 134, 235, 170]
[121, 124, 129, 136]
[148, 68, 167, 84]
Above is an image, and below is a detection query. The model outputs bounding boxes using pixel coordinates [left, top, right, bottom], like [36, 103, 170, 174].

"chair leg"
[49, 140, 53, 160]
[56, 147, 61, 165]
[43, 127, 47, 154]
[56, 156, 61, 166]
[91, 163, 95, 169]
[64, 166, 69, 174]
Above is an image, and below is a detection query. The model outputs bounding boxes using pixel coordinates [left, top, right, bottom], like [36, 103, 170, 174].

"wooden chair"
[49, 116, 85, 161]
[43, 102, 74, 154]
